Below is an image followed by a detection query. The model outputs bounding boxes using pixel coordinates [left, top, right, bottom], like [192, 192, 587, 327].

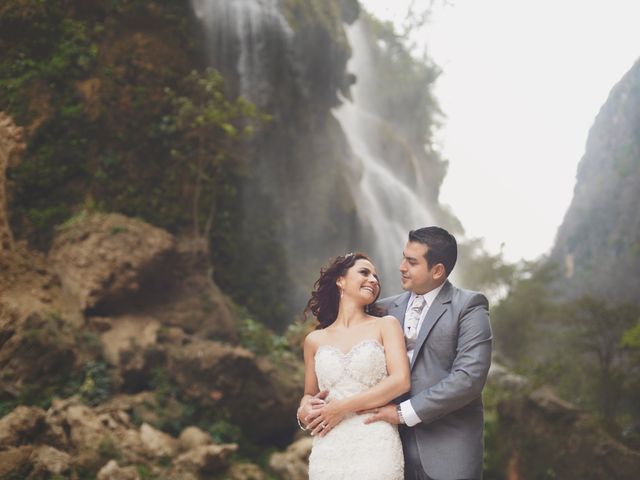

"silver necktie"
[405, 295, 426, 342]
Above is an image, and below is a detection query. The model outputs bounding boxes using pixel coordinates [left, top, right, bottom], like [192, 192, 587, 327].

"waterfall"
[333, 20, 436, 287]
[190, 2, 442, 315]
[190, 0, 292, 105]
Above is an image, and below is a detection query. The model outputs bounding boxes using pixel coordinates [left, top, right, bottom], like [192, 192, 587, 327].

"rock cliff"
[551, 59, 640, 305]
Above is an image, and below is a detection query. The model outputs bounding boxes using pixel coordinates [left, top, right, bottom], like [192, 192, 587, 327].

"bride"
[298, 253, 409, 479]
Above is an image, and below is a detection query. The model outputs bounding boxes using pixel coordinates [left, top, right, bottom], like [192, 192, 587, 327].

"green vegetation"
[1, 0, 291, 329]
[491, 258, 640, 439]
[163, 68, 269, 241]
[237, 310, 291, 358]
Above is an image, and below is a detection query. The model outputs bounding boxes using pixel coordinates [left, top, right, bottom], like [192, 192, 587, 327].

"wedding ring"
[321, 422, 327, 429]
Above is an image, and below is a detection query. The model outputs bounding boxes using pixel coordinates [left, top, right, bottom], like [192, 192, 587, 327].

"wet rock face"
[48, 212, 176, 314]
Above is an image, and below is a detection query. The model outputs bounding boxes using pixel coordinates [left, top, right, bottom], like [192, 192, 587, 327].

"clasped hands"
[299, 392, 401, 437]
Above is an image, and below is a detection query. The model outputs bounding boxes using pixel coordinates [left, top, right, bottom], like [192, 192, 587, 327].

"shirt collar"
[410, 282, 445, 308]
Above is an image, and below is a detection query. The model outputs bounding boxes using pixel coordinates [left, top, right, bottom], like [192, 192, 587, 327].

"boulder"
[139, 422, 178, 458]
[178, 426, 213, 452]
[98, 314, 164, 391]
[149, 236, 238, 341]
[96, 459, 140, 480]
[166, 338, 301, 441]
[227, 462, 267, 480]
[529, 385, 581, 420]
[496, 385, 640, 478]
[0, 445, 33, 478]
[487, 361, 529, 392]
[0, 405, 46, 448]
[48, 212, 175, 313]
[173, 443, 238, 474]
[0, 311, 77, 391]
[66, 403, 109, 449]
[100, 315, 160, 366]
[96, 392, 159, 427]
[29, 445, 72, 476]
[42, 397, 147, 467]
[269, 437, 313, 480]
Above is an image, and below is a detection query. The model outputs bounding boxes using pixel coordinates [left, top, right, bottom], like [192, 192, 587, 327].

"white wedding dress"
[308, 340, 404, 479]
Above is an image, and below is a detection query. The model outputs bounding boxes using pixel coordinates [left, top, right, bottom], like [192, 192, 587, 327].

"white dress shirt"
[399, 283, 445, 427]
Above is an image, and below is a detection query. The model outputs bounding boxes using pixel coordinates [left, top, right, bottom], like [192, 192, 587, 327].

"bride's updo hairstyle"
[305, 252, 383, 329]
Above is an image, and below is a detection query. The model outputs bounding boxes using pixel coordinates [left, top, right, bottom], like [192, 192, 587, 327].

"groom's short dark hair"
[409, 226, 457, 276]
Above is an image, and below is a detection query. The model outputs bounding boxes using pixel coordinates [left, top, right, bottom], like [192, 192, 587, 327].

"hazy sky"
[362, 0, 640, 261]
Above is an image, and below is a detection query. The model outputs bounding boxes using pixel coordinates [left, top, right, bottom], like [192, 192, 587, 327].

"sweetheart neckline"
[315, 338, 384, 358]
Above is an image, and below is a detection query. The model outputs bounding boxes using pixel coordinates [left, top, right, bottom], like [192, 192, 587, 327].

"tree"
[566, 297, 639, 423]
[456, 238, 516, 299]
[164, 69, 268, 244]
[491, 261, 561, 367]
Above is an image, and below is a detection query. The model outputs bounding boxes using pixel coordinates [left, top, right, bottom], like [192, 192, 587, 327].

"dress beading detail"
[309, 340, 404, 480]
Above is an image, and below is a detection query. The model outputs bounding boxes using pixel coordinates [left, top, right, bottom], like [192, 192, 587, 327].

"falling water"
[190, 0, 292, 104]
[190, 2, 439, 301]
[333, 20, 436, 286]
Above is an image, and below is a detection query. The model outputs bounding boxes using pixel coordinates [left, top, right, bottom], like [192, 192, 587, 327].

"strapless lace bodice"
[315, 339, 388, 401]
[308, 340, 404, 480]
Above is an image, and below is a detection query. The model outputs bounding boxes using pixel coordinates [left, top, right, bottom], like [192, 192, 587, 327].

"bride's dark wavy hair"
[304, 252, 384, 329]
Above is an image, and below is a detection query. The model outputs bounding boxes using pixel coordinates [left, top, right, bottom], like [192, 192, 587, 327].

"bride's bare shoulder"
[304, 329, 325, 350]
[376, 315, 403, 337]
[376, 315, 401, 326]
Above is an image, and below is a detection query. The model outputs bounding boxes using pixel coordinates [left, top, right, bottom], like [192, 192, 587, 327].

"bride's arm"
[309, 316, 409, 435]
[297, 331, 327, 427]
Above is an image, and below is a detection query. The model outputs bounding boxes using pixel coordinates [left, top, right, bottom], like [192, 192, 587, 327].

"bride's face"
[337, 259, 380, 305]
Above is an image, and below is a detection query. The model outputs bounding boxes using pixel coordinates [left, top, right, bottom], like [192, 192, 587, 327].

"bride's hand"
[308, 399, 347, 437]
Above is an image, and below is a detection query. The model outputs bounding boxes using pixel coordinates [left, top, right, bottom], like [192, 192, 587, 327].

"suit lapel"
[388, 292, 411, 328]
[410, 281, 454, 370]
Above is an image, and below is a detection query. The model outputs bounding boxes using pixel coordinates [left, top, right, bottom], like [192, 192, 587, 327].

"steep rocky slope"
[0, 169, 302, 477]
[552, 59, 640, 304]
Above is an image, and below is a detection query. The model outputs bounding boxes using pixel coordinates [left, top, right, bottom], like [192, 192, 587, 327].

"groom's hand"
[360, 404, 400, 425]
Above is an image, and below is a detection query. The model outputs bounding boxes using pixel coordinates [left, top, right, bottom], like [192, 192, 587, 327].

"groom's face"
[399, 241, 440, 295]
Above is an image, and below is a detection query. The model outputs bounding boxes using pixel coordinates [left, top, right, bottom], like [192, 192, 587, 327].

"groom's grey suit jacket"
[378, 280, 492, 480]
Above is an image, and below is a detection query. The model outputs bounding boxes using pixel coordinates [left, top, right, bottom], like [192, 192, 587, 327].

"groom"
[368, 226, 492, 480]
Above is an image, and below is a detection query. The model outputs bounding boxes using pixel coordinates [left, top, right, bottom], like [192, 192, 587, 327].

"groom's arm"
[401, 292, 492, 426]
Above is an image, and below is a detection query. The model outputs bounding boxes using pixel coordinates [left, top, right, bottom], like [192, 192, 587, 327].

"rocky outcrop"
[551, 59, 640, 305]
[0, 397, 242, 479]
[166, 338, 301, 442]
[0, 406, 46, 449]
[0, 310, 78, 395]
[0, 444, 70, 478]
[494, 385, 640, 479]
[0, 208, 302, 478]
[48, 212, 176, 313]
